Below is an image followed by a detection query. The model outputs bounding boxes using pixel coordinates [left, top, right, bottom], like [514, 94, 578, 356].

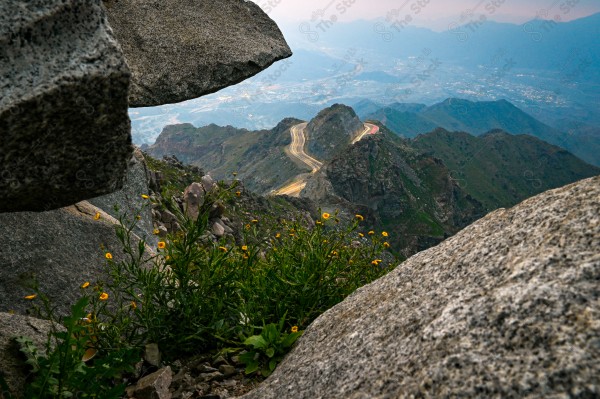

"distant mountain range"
[357, 98, 600, 166]
[145, 102, 599, 256]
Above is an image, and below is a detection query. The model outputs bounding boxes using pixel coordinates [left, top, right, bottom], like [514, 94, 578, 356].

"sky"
[258, 0, 600, 31]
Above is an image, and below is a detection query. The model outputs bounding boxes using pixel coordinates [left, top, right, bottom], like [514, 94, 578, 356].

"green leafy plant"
[17, 296, 139, 398]
[18, 179, 394, 396]
[239, 316, 302, 376]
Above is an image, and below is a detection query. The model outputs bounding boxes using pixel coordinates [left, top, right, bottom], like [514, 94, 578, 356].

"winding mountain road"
[273, 122, 379, 197]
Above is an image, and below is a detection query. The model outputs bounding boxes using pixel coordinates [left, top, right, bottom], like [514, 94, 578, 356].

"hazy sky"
[258, 0, 600, 30]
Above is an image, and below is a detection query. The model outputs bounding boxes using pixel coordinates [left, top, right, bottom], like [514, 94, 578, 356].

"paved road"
[288, 122, 322, 173]
[273, 122, 379, 197]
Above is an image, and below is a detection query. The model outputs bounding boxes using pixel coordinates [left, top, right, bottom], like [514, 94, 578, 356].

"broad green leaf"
[281, 331, 302, 348]
[265, 347, 275, 358]
[244, 335, 268, 349]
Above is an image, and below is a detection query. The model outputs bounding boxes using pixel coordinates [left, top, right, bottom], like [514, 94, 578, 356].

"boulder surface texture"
[0, 0, 132, 212]
[103, 0, 293, 107]
[242, 176, 600, 398]
[0, 313, 58, 398]
[0, 201, 151, 316]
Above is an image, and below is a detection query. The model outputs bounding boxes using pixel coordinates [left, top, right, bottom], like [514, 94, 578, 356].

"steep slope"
[146, 119, 305, 194]
[367, 107, 437, 138]
[303, 129, 485, 257]
[420, 98, 562, 144]
[412, 128, 600, 211]
[366, 98, 599, 166]
[304, 104, 364, 161]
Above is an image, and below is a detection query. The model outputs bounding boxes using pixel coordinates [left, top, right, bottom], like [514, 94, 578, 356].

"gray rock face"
[243, 176, 600, 399]
[89, 148, 157, 246]
[0, 0, 132, 212]
[0, 201, 152, 316]
[103, 0, 292, 107]
[305, 104, 364, 161]
[0, 313, 58, 398]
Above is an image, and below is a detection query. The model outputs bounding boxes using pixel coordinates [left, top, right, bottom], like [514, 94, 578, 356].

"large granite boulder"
[0, 313, 58, 398]
[0, 201, 153, 316]
[103, 0, 292, 107]
[242, 176, 600, 398]
[0, 0, 132, 213]
[89, 147, 157, 246]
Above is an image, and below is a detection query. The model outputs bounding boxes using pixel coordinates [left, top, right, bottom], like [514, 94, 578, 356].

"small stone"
[218, 378, 238, 387]
[212, 356, 228, 366]
[183, 182, 206, 220]
[212, 221, 225, 238]
[218, 365, 236, 377]
[135, 366, 172, 399]
[158, 225, 168, 237]
[197, 371, 224, 383]
[230, 356, 241, 365]
[195, 363, 218, 373]
[161, 209, 179, 224]
[201, 175, 215, 192]
[144, 343, 161, 368]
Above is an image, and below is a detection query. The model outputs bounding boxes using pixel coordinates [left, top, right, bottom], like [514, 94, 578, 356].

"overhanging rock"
[103, 0, 293, 107]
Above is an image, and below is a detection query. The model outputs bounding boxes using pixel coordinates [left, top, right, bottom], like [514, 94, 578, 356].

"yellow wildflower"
[358, 233, 364, 237]
[316, 220, 322, 225]
[275, 233, 281, 238]
[131, 301, 137, 310]
[235, 191, 241, 197]
[368, 230, 375, 235]
[383, 242, 390, 248]
[93, 212, 101, 221]
[251, 219, 259, 224]
[355, 214, 364, 221]
[219, 246, 228, 252]
[136, 215, 141, 220]
[105, 253, 113, 260]
[153, 228, 160, 235]
[241, 245, 248, 251]
[382, 231, 389, 237]
[245, 224, 251, 230]
[24, 294, 37, 300]
[291, 326, 299, 333]
[157, 241, 166, 249]
[232, 172, 238, 176]
[371, 260, 380, 266]
[141, 194, 149, 199]
[243, 253, 249, 260]
[322, 212, 330, 220]
[99, 292, 109, 301]
[323, 239, 328, 243]
[81, 282, 90, 289]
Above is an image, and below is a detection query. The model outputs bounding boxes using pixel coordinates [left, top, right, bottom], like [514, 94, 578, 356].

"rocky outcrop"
[103, 0, 292, 107]
[305, 104, 364, 161]
[90, 148, 157, 246]
[244, 176, 600, 398]
[303, 134, 484, 257]
[0, 0, 132, 212]
[0, 313, 58, 398]
[0, 201, 153, 316]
